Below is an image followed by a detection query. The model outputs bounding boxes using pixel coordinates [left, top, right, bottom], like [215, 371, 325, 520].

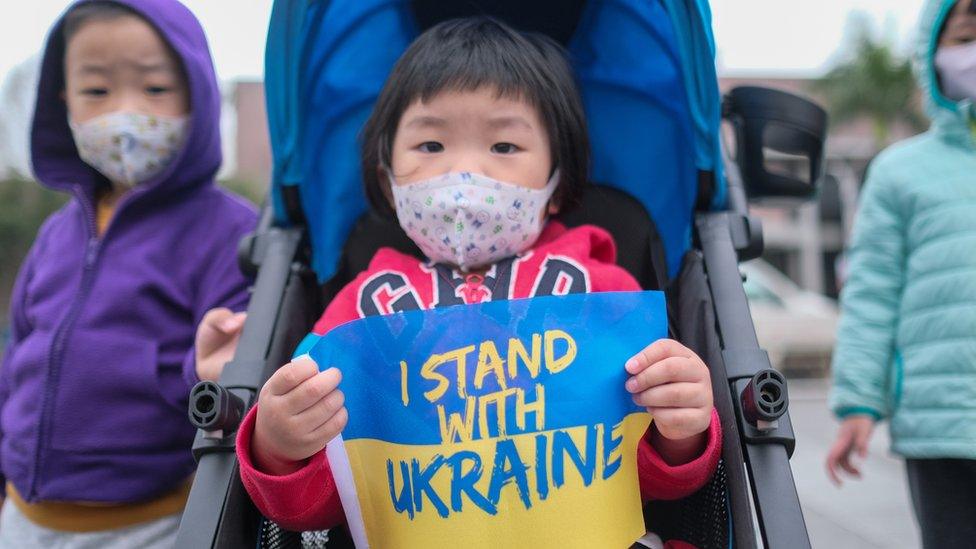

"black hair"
[62, 2, 140, 43]
[361, 16, 590, 215]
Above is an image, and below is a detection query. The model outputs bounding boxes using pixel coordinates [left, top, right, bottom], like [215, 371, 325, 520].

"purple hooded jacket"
[0, 0, 258, 503]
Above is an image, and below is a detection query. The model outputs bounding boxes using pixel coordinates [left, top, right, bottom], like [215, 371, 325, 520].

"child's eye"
[81, 88, 108, 97]
[146, 86, 172, 95]
[491, 143, 519, 154]
[418, 142, 444, 153]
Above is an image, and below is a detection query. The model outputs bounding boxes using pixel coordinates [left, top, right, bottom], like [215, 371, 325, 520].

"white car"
[740, 260, 839, 376]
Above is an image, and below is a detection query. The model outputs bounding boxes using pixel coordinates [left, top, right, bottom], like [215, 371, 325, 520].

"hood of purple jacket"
[3, 0, 257, 504]
[32, 0, 222, 202]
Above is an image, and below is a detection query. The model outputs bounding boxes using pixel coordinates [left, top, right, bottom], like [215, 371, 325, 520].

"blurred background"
[0, 1, 931, 547]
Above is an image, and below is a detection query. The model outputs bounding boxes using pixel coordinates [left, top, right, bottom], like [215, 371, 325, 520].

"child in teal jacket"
[826, 1, 976, 547]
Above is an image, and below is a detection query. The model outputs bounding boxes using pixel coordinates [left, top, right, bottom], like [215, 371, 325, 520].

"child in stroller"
[214, 16, 722, 547]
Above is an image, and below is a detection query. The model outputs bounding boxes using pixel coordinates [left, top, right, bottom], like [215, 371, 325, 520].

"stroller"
[177, 1, 827, 547]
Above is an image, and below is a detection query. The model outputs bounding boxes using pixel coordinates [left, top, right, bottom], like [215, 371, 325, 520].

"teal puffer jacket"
[829, 0, 976, 459]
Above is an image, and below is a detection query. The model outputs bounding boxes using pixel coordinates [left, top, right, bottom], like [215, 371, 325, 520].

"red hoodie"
[236, 222, 721, 533]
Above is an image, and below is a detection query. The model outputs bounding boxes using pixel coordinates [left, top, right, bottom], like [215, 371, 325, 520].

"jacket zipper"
[25, 177, 195, 499]
[27, 193, 104, 500]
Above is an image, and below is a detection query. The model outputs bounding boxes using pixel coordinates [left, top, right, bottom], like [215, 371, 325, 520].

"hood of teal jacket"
[916, 0, 976, 145]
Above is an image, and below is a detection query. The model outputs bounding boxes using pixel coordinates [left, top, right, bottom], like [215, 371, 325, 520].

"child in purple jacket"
[0, 1, 256, 546]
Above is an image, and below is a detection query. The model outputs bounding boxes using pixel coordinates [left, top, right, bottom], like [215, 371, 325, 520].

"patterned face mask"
[69, 111, 189, 188]
[390, 170, 559, 271]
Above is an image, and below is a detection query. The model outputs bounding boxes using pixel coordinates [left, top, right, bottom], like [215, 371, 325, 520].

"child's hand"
[625, 339, 713, 464]
[253, 358, 348, 475]
[825, 415, 875, 486]
[195, 308, 247, 382]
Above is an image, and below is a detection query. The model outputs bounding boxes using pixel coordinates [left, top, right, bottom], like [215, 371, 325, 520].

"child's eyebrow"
[133, 61, 176, 74]
[78, 64, 109, 75]
[403, 115, 448, 129]
[487, 116, 533, 131]
[76, 61, 176, 76]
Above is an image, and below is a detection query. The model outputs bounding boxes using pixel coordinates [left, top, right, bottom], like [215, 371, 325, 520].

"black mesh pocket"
[258, 522, 334, 549]
[644, 459, 731, 549]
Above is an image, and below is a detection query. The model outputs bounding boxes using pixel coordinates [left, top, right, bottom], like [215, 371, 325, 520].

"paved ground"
[787, 378, 920, 548]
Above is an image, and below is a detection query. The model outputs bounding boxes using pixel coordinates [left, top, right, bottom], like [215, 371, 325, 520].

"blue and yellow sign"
[309, 291, 665, 548]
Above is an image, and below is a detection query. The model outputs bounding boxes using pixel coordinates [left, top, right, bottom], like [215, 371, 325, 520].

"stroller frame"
[176, 158, 810, 549]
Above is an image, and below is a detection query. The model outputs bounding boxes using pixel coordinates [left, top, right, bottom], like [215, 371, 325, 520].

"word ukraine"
[390, 329, 628, 518]
[309, 291, 666, 548]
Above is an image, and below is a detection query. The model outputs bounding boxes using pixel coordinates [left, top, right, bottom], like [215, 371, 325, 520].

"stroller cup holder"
[723, 86, 827, 202]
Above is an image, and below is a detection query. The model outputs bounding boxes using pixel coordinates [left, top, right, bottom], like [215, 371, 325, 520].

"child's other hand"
[195, 308, 246, 382]
[625, 339, 713, 463]
[825, 415, 875, 486]
[253, 358, 347, 475]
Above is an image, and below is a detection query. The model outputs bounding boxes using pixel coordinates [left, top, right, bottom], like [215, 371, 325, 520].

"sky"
[711, 0, 924, 75]
[0, 0, 928, 83]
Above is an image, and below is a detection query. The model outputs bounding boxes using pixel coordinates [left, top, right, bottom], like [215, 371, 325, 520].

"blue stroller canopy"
[265, 0, 725, 282]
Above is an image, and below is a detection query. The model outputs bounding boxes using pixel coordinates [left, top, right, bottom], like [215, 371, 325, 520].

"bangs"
[394, 19, 550, 112]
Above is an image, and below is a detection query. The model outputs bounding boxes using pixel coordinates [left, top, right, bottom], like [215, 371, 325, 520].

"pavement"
[787, 378, 920, 549]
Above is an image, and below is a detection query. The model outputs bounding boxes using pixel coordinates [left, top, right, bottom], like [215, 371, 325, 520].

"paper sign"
[309, 291, 666, 548]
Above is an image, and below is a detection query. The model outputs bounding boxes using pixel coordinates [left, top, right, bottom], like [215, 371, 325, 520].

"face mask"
[935, 41, 976, 103]
[69, 111, 188, 188]
[390, 170, 559, 271]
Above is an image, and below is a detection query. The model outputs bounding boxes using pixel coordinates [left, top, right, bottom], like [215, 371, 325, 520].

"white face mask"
[935, 41, 976, 103]
[390, 171, 559, 271]
[69, 111, 189, 188]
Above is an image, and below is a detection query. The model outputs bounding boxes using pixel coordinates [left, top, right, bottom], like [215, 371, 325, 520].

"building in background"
[234, 80, 273, 184]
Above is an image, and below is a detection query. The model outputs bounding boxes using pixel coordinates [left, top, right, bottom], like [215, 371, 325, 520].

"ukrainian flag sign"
[309, 291, 665, 548]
